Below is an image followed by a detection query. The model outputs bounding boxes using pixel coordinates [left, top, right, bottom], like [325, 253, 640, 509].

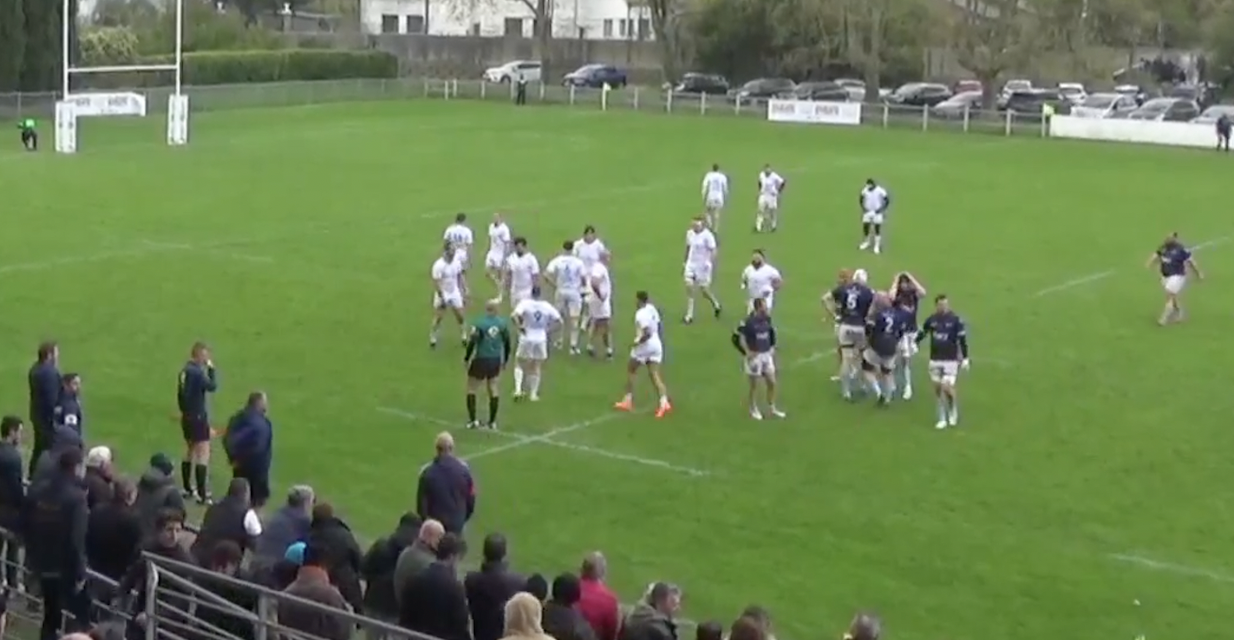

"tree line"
[0, 0, 79, 93]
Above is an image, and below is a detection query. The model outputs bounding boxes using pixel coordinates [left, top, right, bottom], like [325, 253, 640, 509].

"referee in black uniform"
[178, 342, 218, 504]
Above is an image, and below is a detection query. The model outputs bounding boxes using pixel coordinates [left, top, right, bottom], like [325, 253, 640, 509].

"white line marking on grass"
[1033, 270, 1116, 297]
[1110, 553, 1234, 584]
[1193, 236, 1230, 252]
[140, 240, 274, 264]
[0, 245, 192, 276]
[791, 351, 831, 367]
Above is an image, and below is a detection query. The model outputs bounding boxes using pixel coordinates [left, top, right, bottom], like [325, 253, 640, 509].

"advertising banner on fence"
[767, 99, 861, 126]
[1049, 115, 1217, 149]
[62, 92, 148, 117]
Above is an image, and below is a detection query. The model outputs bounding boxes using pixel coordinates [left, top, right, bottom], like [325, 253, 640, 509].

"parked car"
[931, 91, 983, 118]
[732, 78, 796, 103]
[563, 64, 627, 88]
[1191, 104, 1234, 124]
[672, 73, 729, 94]
[1002, 89, 1070, 115]
[1114, 84, 1147, 105]
[953, 79, 982, 95]
[885, 82, 952, 107]
[1069, 92, 1139, 119]
[1166, 83, 1217, 109]
[782, 81, 850, 102]
[483, 60, 541, 83]
[1125, 97, 1200, 122]
[998, 79, 1032, 101]
[1057, 82, 1087, 104]
[835, 78, 867, 101]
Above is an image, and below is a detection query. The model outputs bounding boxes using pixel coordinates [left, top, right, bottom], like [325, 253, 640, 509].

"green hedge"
[141, 49, 399, 85]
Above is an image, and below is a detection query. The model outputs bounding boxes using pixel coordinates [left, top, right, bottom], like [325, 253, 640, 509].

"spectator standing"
[0, 417, 25, 590]
[117, 509, 195, 617]
[53, 373, 84, 438]
[194, 541, 256, 640]
[83, 446, 115, 509]
[223, 391, 274, 508]
[1218, 113, 1231, 151]
[32, 425, 82, 485]
[501, 592, 554, 640]
[25, 448, 89, 640]
[27, 341, 61, 478]
[619, 583, 681, 640]
[543, 573, 598, 640]
[524, 574, 548, 602]
[578, 552, 620, 640]
[306, 502, 363, 613]
[393, 519, 443, 608]
[191, 478, 262, 565]
[252, 485, 313, 568]
[398, 532, 470, 640]
[85, 479, 142, 584]
[360, 513, 422, 622]
[515, 71, 528, 106]
[281, 543, 352, 640]
[464, 533, 525, 640]
[416, 432, 475, 535]
[134, 454, 186, 535]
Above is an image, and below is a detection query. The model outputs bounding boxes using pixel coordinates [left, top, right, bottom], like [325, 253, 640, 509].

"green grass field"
[2, 96, 1233, 640]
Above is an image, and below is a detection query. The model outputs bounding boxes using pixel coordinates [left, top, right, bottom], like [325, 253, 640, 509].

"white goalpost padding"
[55, 0, 189, 153]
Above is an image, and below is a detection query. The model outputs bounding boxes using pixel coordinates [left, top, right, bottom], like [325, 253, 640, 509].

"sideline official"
[224, 392, 273, 509]
[416, 433, 475, 535]
[1217, 113, 1230, 151]
[27, 342, 61, 479]
[515, 71, 528, 106]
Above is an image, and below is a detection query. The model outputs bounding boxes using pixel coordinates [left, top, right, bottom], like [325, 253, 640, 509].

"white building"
[360, 0, 652, 39]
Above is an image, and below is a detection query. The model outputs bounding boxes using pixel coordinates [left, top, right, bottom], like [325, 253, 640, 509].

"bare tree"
[842, 0, 890, 100]
[646, 0, 685, 81]
[950, 0, 1035, 106]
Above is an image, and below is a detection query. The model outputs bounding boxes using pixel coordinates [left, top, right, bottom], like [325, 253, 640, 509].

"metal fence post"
[480, 81, 486, 100]
[699, 93, 705, 115]
[538, 82, 545, 101]
[882, 103, 888, 128]
[963, 105, 970, 132]
[1004, 109, 1012, 136]
[569, 85, 575, 105]
[668, 90, 674, 113]
[255, 591, 272, 640]
[144, 560, 159, 640]
[632, 86, 639, 110]
[921, 104, 928, 131]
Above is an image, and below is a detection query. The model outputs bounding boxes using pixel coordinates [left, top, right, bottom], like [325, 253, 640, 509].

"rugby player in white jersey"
[614, 291, 672, 418]
[503, 237, 540, 308]
[511, 286, 562, 402]
[857, 178, 891, 254]
[700, 163, 729, 231]
[443, 213, 475, 268]
[585, 254, 615, 360]
[429, 243, 468, 349]
[754, 165, 786, 233]
[682, 216, 722, 323]
[573, 225, 610, 325]
[544, 241, 587, 354]
[484, 213, 513, 298]
[740, 250, 782, 314]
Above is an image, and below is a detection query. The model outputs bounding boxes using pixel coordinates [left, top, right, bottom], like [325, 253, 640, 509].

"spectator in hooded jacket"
[393, 519, 443, 608]
[360, 513, 421, 621]
[501, 592, 553, 640]
[619, 583, 681, 640]
[543, 573, 597, 640]
[281, 542, 351, 640]
[0, 416, 25, 590]
[464, 532, 524, 640]
[85, 479, 142, 583]
[252, 485, 313, 568]
[306, 502, 363, 613]
[191, 478, 262, 566]
[578, 552, 620, 640]
[250, 541, 303, 591]
[83, 446, 114, 509]
[134, 454, 186, 535]
[223, 391, 273, 508]
[398, 533, 470, 640]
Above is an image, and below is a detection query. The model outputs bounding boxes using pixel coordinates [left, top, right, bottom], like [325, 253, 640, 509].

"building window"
[603, 19, 613, 37]
[404, 15, 425, 33]
[380, 14, 399, 33]
[618, 19, 627, 37]
[638, 18, 650, 40]
[504, 17, 523, 36]
[470, 22, 481, 35]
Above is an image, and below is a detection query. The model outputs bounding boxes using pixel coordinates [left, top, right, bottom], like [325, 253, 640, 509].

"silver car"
[1191, 105, 1234, 125]
[1069, 93, 1138, 119]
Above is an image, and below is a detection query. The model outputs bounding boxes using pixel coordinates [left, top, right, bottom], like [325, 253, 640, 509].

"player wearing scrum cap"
[430, 243, 468, 349]
[824, 269, 874, 400]
[614, 291, 672, 418]
[511, 286, 561, 401]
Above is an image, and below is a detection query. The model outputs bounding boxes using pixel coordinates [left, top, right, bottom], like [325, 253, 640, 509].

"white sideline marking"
[0, 244, 192, 276]
[791, 351, 831, 367]
[1193, 236, 1230, 252]
[1033, 270, 1116, 297]
[140, 240, 274, 264]
[377, 406, 705, 475]
[1110, 553, 1234, 584]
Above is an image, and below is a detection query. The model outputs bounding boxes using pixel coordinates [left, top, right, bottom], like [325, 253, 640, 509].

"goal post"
[55, 0, 189, 154]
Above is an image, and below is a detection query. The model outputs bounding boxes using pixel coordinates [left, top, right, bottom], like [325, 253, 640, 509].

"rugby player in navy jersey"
[916, 295, 969, 429]
[824, 268, 874, 400]
[1146, 233, 1204, 326]
[863, 294, 903, 406]
[732, 297, 785, 420]
[889, 271, 926, 399]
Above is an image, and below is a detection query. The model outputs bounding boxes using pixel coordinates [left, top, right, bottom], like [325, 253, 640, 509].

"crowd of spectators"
[0, 341, 883, 640]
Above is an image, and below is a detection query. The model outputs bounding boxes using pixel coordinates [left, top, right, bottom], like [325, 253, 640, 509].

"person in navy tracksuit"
[224, 392, 273, 508]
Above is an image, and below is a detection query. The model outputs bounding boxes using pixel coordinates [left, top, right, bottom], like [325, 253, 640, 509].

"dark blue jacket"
[416, 454, 475, 535]
[53, 392, 84, 438]
[27, 361, 60, 435]
[253, 505, 310, 563]
[224, 408, 273, 472]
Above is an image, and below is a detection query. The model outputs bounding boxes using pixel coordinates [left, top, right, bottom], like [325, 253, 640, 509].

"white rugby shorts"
[835, 324, 865, 349]
[454, 249, 470, 268]
[434, 291, 464, 309]
[684, 262, 713, 287]
[743, 351, 776, 377]
[705, 194, 725, 210]
[1162, 275, 1186, 295]
[861, 210, 884, 225]
[758, 194, 778, 213]
[484, 251, 504, 270]
[929, 360, 959, 385]
[556, 291, 583, 316]
[516, 339, 548, 361]
[630, 340, 663, 364]
[589, 295, 612, 320]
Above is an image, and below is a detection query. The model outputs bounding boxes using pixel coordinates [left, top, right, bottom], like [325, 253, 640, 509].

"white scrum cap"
[853, 269, 869, 284]
[85, 446, 112, 468]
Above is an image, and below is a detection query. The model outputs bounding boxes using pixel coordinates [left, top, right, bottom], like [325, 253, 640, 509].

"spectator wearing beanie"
[543, 573, 597, 640]
[134, 453, 186, 535]
[282, 543, 351, 640]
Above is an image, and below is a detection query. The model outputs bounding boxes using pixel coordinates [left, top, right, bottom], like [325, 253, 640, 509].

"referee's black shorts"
[180, 414, 211, 444]
[467, 357, 502, 380]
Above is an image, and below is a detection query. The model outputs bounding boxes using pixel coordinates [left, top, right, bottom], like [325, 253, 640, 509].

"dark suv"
[562, 64, 627, 88]
[673, 73, 729, 95]
[885, 83, 952, 107]
[782, 81, 850, 102]
[1002, 89, 1070, 115]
